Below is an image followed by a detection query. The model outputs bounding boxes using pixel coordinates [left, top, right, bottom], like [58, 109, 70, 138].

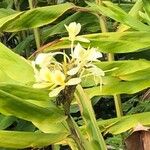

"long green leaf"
[0, 115, 16, 130]
[118, 0, 143, 32]
[0, 42, 34, 84]
[0, 3, 75, 32]
[118, 68, 150, 81]
[0, 8, 17, 18]
[0, 12, 23, 31]
[81, 60, 150, 87]
[97, 112, 150, 134]
[0, 130, 68, 148]
[0, 84, 49, 101]
[0, 90, 66, 132]
[95, 60, 150, 76]
[85, 79, 150, 98]
[87, 1, 150, 31]
[142, 0, 150, 18]
[15, 12, 99, 54]
[43, 32, 150, 53]
[0, 83, 56, 108]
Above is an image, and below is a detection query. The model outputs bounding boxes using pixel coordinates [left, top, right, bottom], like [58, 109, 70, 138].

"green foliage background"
[0, 0, 150, 149]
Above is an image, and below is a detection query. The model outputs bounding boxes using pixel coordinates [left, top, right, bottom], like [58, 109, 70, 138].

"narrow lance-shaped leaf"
[85, 79, 150, 98]
[0, 90, 67, 132]
[0, 3, 75, 32]
[95, 60, 150, 76]
[86, 1, 150, 31]
[0, 8, 17, 18]
[43, 32, 150, 53]
[117, 0, 143, 32]
[142, 0, 150, 18]
[0, 83, 56, 108]
[97, 112, 150, 135]
[119, 68, 150, 81]
[0, 83, 49, 101]
[0, 130, 68, 149]
[81, 60, 150, 87]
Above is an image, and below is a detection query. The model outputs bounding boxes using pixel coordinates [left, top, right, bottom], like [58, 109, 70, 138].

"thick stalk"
[66, 115, 88, 150]
[76, 85, 107, 150]
[56, 85, 89, 150]
[110, 1, 144, 118]
[51, 144, 60, 150]
[28, 0, 41, 49]
[69, 116, 93, 150]
[113, 0, 143, 117]
[96, 0, 108, 33]
[108, 50, 123, 117]
[114, 94, 123, 117]
[95, 0, 122, 117]
[14, 0, 22, 43]
[94, 0, 123, 121]
[95, 0, 115, 66]
[107, 53, 115, 61]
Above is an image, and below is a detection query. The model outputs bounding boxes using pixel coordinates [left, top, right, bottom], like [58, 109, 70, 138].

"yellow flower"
[39, 67, 53, 82]
[52, 70, 66, 86]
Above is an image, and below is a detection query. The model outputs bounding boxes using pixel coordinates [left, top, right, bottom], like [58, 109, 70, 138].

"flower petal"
[75, 23, 81, 35]
[49, 86, 65, 97]
[66, 78, 81, 85]
[67, 66, 80, 76]
[35, 53, 52, 67]
[39, 67, 52, 82]
[87, 65, 105, 76]
[72, 43, 86, 59]
[52, 70, 66, 85]
[33, 82, 52, 88]
[87, 48, 103, 61]
[65, 22, 81, 42]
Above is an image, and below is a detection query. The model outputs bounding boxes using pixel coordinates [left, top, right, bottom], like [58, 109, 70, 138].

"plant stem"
[96, 0, 108, 33]
[57, 85, 89, 150]
[95, 0, 115, 66]
[107, 49, 123, 117]
[66, 115, 86, 150]
[114, 94, 123, 117]
[107, 53, 115, 61]
[95, 0, 123, 117]
[76, 85, 107, 150]
[112, 0, 143, 117]
[51, 144, 60, 150]
[28, 0, 41, 49]
[99, 15, 108, 32]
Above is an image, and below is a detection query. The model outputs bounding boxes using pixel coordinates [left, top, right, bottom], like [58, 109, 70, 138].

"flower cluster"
[32, 22, 104, 97]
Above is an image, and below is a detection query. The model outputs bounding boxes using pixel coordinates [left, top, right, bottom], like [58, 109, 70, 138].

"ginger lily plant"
[32, 22, 107, 150]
